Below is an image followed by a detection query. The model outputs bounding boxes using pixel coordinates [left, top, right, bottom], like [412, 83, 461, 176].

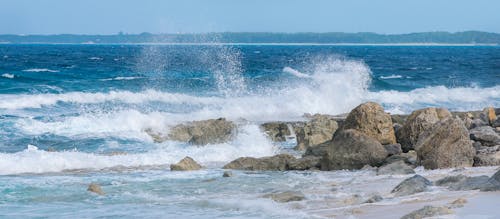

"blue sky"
[1, 0, 499, 34]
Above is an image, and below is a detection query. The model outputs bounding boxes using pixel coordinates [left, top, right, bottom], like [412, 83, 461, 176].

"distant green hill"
[1, 31, 499, 44]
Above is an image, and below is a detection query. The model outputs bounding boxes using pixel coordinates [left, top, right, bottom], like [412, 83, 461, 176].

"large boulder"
[168, 118, 236, 145]
[469, 126, 500, 146]
[391, 175, 431, 197]
[321, 129, 388, 170]
[342, 102, 396, 145]
[222, 154, 296, 171]
[376, 160, 415, 175]
[397, 107, 452, 152]
[415, 118, 475, 169]
[401, 206, 453, 219]
[474, 146, 500, 166]
[170, 156, 203, 171]
[294, 114, 338, 151]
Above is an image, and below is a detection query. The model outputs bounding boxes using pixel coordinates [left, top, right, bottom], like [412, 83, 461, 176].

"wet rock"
[474, 145, 500, 166]
[391, 175, 431, 197]
[449, 198, 467, 208]
[320, 129, 388, 170]
[222, 171, 233, 177]
[384, 150, 418, 167]
[364, 194, 383, 203]
[384, 143, 402, 156]
[287, 156, 321, 170]
[480, 107, 497, 126]
[223, 154, 296, 171]
[397, 107, 452, 152]
[294, 114, 338, 151]
[170, 156, 203, 171]
[435, 174, 490, 191]
[469, 126, 500, 146]
[342, 102, 396, 145]
[263, 191, 305, 203]
[415, 118, 475, 169]
[260, 122, 292, 142]
[480, 168, 500, 191]
[401, 206, 453, 219]
[377, 160, 415, 175]
[87, 183, 104, 195]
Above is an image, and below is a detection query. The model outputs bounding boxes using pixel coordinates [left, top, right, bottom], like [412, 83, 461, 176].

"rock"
[342, 102, 396, 145]
[222, 154, 296, 171]
[474, 145, 500, 166]
[87, 183, 104, 195]
[295, 114, 338, 150]
[384, 150, 418, 167]
[391, 114, 408, 126]
[377, 160, 415, 175]
[480, 168, 500, 191]
[493, 118, 500, 128]
[384, 143, 402, 156]
[364, 194, 383, 203]
[263, 191, 305, 203]
[435, 174, 490, 191]
[222, 171, 233, 177]
[167, 118, 235, 145]
[170, 156, 203, 171]
[320, 129, 388, 170]
[469, 119, 489, 129]
[391, 175, 431, 197]
[415, 118, 475, 169]
[480, 107, 497, 126]
[261, 122, 292, 142]
[287, 156, 321, 170]
[397, 107, 452, 152]
[449, 198, 467, 208]
[304, 142, 330, 157]
[469, 126, 500, 146]
[401, 206, 453, 219]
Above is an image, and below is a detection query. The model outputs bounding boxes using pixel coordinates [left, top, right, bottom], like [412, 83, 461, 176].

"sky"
[1, 0, 499, 35]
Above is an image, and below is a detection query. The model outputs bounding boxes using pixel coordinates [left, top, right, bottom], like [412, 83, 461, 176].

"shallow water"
[0, 44, 499, 217]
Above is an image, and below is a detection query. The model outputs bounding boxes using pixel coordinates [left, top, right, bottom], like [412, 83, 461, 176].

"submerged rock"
[396, 107, 452, 152]
[435, 174, 490, 191]
[222, 171, 233, 177]
[377, 160, 415, 175]
[87, 183, 105, 195]
[449, 198, 468, 208]
[401, 206, 453, 219]
[294, 114, 338, 151]
[321, 129, 388, 170]
[415, 118, 475, 169]
[469, 126, 500, 146]
[342, 102, 396, 145]
[263, 191, 305, 203]
[391, 175, 431, 197]
[480, 168, 500, 191]
[364, 194, 383, 203]
[223, 154, 296, 171]
[170, 156, 203, 171]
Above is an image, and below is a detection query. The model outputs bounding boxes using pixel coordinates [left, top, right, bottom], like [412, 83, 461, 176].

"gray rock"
[384, 143, 403, 156]
[401, 206, 453, 219]
[222, 171, 233, 177]
[222, 154, 296, 171]
[435, 174, 490, 191]
[474, 146, 500, 166]
[287, 156, 321, 170]
[321, 129, 388, 170]
[377, 160, 415, 175]
[415, 118, 475, 169]
[391, 175, 431, 197]
[480, 168, 500, 191]
[342, 102, 396, 145]
[493, 118, 500, 128]
[261, 122, 293, 142]
[469, 118, 489, 129]
[294, 114, 338, 151]
[480, 107, 497, 126]
[87, 183, 104, 195]
[384, 150, 418, 167]
[449, 198, 467, 209]
[469, 126, 500, 146]
[168, 118, 236, 145]
[170, 156, 203, 171]
[397, 107, 452, 152]
[263, 191, 305, 203]
[364, 194, 383, 203]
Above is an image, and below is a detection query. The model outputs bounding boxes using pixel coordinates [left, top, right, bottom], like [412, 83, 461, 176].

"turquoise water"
[0, 44, 499, 218]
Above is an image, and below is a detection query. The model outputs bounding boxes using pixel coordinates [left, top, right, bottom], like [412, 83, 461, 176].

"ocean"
[0, 44, 499, 218]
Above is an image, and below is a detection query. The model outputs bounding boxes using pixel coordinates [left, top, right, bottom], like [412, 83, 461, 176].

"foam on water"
[22, 68, 59, 73]
[1, 73, 14, 79]
[379, 74, 403, 79]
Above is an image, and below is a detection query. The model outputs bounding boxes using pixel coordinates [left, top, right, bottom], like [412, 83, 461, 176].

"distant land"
[0, 31, 499, 45]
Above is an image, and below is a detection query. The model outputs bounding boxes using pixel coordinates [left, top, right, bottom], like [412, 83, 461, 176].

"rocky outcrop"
[294, 114, 338, 151]
[401, 206, 453, 219]
[397, 107, 452, 152]
[223, 154, 296, 171]
[87, 183, 104, 195]
[260, 122, 294, 142]
[168, 118, 235, 145]
[415, 118, 475, 169]
[321, 129, 388, 170]
[377, 160, 415, 175]
[342, 102, 396, 145]
[170, 156, 203, 171]
[263, 191, 305, 203]
[474, 145, 500, 166]
[391, 175, 431, 197]
[469, 126, 500, 146]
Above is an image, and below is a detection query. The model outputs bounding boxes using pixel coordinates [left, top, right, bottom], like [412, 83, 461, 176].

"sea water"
[0, 44, 499, 218]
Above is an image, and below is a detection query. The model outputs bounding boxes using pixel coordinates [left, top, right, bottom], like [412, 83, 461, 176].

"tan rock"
[295, 114, 338, 150]
[170, 156, 203, 171]
[87, 183, 104, 195]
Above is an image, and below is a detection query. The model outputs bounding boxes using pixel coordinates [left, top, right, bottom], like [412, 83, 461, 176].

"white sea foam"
[89, 57, 103, 60]
[100, 76, 143, 81]
[1, 73, 14, 79]
[22, 68, 59, 73]
[0, 125, 276, 175]
[283, 66, 311, 78]
[379, 74, 403, 79]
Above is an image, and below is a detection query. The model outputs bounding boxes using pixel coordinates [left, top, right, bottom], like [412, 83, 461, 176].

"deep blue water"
[0, 44, 499, 218]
